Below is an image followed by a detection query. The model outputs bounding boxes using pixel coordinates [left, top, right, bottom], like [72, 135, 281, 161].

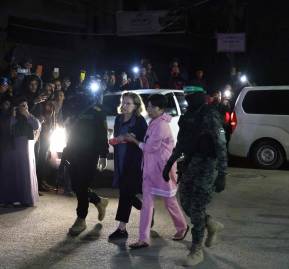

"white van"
[102, 89, 187, 169]
[228, 86, 289, 169]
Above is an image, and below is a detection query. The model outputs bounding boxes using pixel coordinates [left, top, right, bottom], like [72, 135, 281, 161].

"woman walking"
[126, 94, 188, 249]
[108, 92, 147, 240]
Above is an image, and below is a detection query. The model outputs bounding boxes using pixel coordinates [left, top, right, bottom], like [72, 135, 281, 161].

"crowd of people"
[0, 56, 230, 266]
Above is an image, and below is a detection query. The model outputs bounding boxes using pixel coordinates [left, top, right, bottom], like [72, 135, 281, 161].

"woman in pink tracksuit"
[125, 94, 188, 249]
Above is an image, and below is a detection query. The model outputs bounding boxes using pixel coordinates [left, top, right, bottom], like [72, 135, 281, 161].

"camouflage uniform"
[167, 104, 227, 245]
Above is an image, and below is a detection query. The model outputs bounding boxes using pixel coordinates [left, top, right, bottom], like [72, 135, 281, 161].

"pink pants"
[139, 184, 187, 243]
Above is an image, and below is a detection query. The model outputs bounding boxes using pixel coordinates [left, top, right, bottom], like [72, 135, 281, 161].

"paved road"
[1, 167, 289, 269]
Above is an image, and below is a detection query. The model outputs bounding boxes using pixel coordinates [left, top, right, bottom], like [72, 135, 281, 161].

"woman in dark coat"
[0, 98, 41, 206]
[0, 98, 14, 205]
[20, 75, 44, 115]
[108, 92, 147, 240]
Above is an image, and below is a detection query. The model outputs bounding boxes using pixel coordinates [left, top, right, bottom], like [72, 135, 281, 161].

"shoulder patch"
[218, 128, 226, 144]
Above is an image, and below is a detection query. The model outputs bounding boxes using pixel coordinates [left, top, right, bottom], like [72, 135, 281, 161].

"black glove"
[163, 162, 173, 182]
[215, 174, 226, 193]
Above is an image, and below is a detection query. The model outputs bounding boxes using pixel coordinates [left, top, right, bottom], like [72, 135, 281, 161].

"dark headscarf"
[185, 92, 206, 112]
[13, 97, 34, 140]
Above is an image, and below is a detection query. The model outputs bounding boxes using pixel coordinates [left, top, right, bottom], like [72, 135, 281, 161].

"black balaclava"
[185, 92, 206, 112]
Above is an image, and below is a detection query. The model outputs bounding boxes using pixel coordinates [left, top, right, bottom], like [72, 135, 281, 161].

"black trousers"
[37, 136, 49, 182]
[69, 157, 101, 219]
[115, 188, 142, 223]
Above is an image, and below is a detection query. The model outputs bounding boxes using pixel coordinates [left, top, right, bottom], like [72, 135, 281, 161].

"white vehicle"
[102, 89, 187, 169]
[228, 86, 289, 169]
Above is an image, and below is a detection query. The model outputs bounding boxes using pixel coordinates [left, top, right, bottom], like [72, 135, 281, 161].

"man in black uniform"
[210, 90, 232, 145]
[64, 90, 109, 236]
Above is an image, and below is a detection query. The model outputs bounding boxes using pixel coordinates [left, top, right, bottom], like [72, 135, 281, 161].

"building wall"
[0, 0, 121, 77]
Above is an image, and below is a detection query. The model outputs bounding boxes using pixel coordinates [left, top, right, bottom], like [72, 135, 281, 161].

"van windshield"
[174, 92, 188, 114]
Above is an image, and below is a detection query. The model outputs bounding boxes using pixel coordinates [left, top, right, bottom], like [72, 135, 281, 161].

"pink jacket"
[139, 113, 177, 197]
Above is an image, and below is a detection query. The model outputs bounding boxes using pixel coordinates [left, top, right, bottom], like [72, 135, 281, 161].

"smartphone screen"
[80, 70, 86, 82]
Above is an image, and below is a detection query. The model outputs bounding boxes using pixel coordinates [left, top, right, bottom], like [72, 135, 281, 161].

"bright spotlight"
[223, 89, 232, 99]
[240, 75, 248, 83]
[89, 81, 100, 92]
[50, 127, 67, 153]
[132, 66, 139, 74]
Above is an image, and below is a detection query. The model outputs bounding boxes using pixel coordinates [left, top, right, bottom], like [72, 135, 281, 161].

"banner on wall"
[116, 10, 185, 36]
[217, 33, 246, 52]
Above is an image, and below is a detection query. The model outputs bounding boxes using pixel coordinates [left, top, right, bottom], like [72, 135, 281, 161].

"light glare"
[240, 75, 247, 83]
[90, 81, 100, 92]
[132, 66, 139, 74]
[50, 127, 67, 153]
[224, 89, 232, 99]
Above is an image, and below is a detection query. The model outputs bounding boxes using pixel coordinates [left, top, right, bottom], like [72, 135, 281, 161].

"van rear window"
[242, 90, 289, 115]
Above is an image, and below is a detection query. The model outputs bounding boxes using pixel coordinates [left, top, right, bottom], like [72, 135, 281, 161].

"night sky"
[1, 0, 289, 89]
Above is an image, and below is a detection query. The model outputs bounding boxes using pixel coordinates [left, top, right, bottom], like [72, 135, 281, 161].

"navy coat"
[113, 114, 147, 194]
